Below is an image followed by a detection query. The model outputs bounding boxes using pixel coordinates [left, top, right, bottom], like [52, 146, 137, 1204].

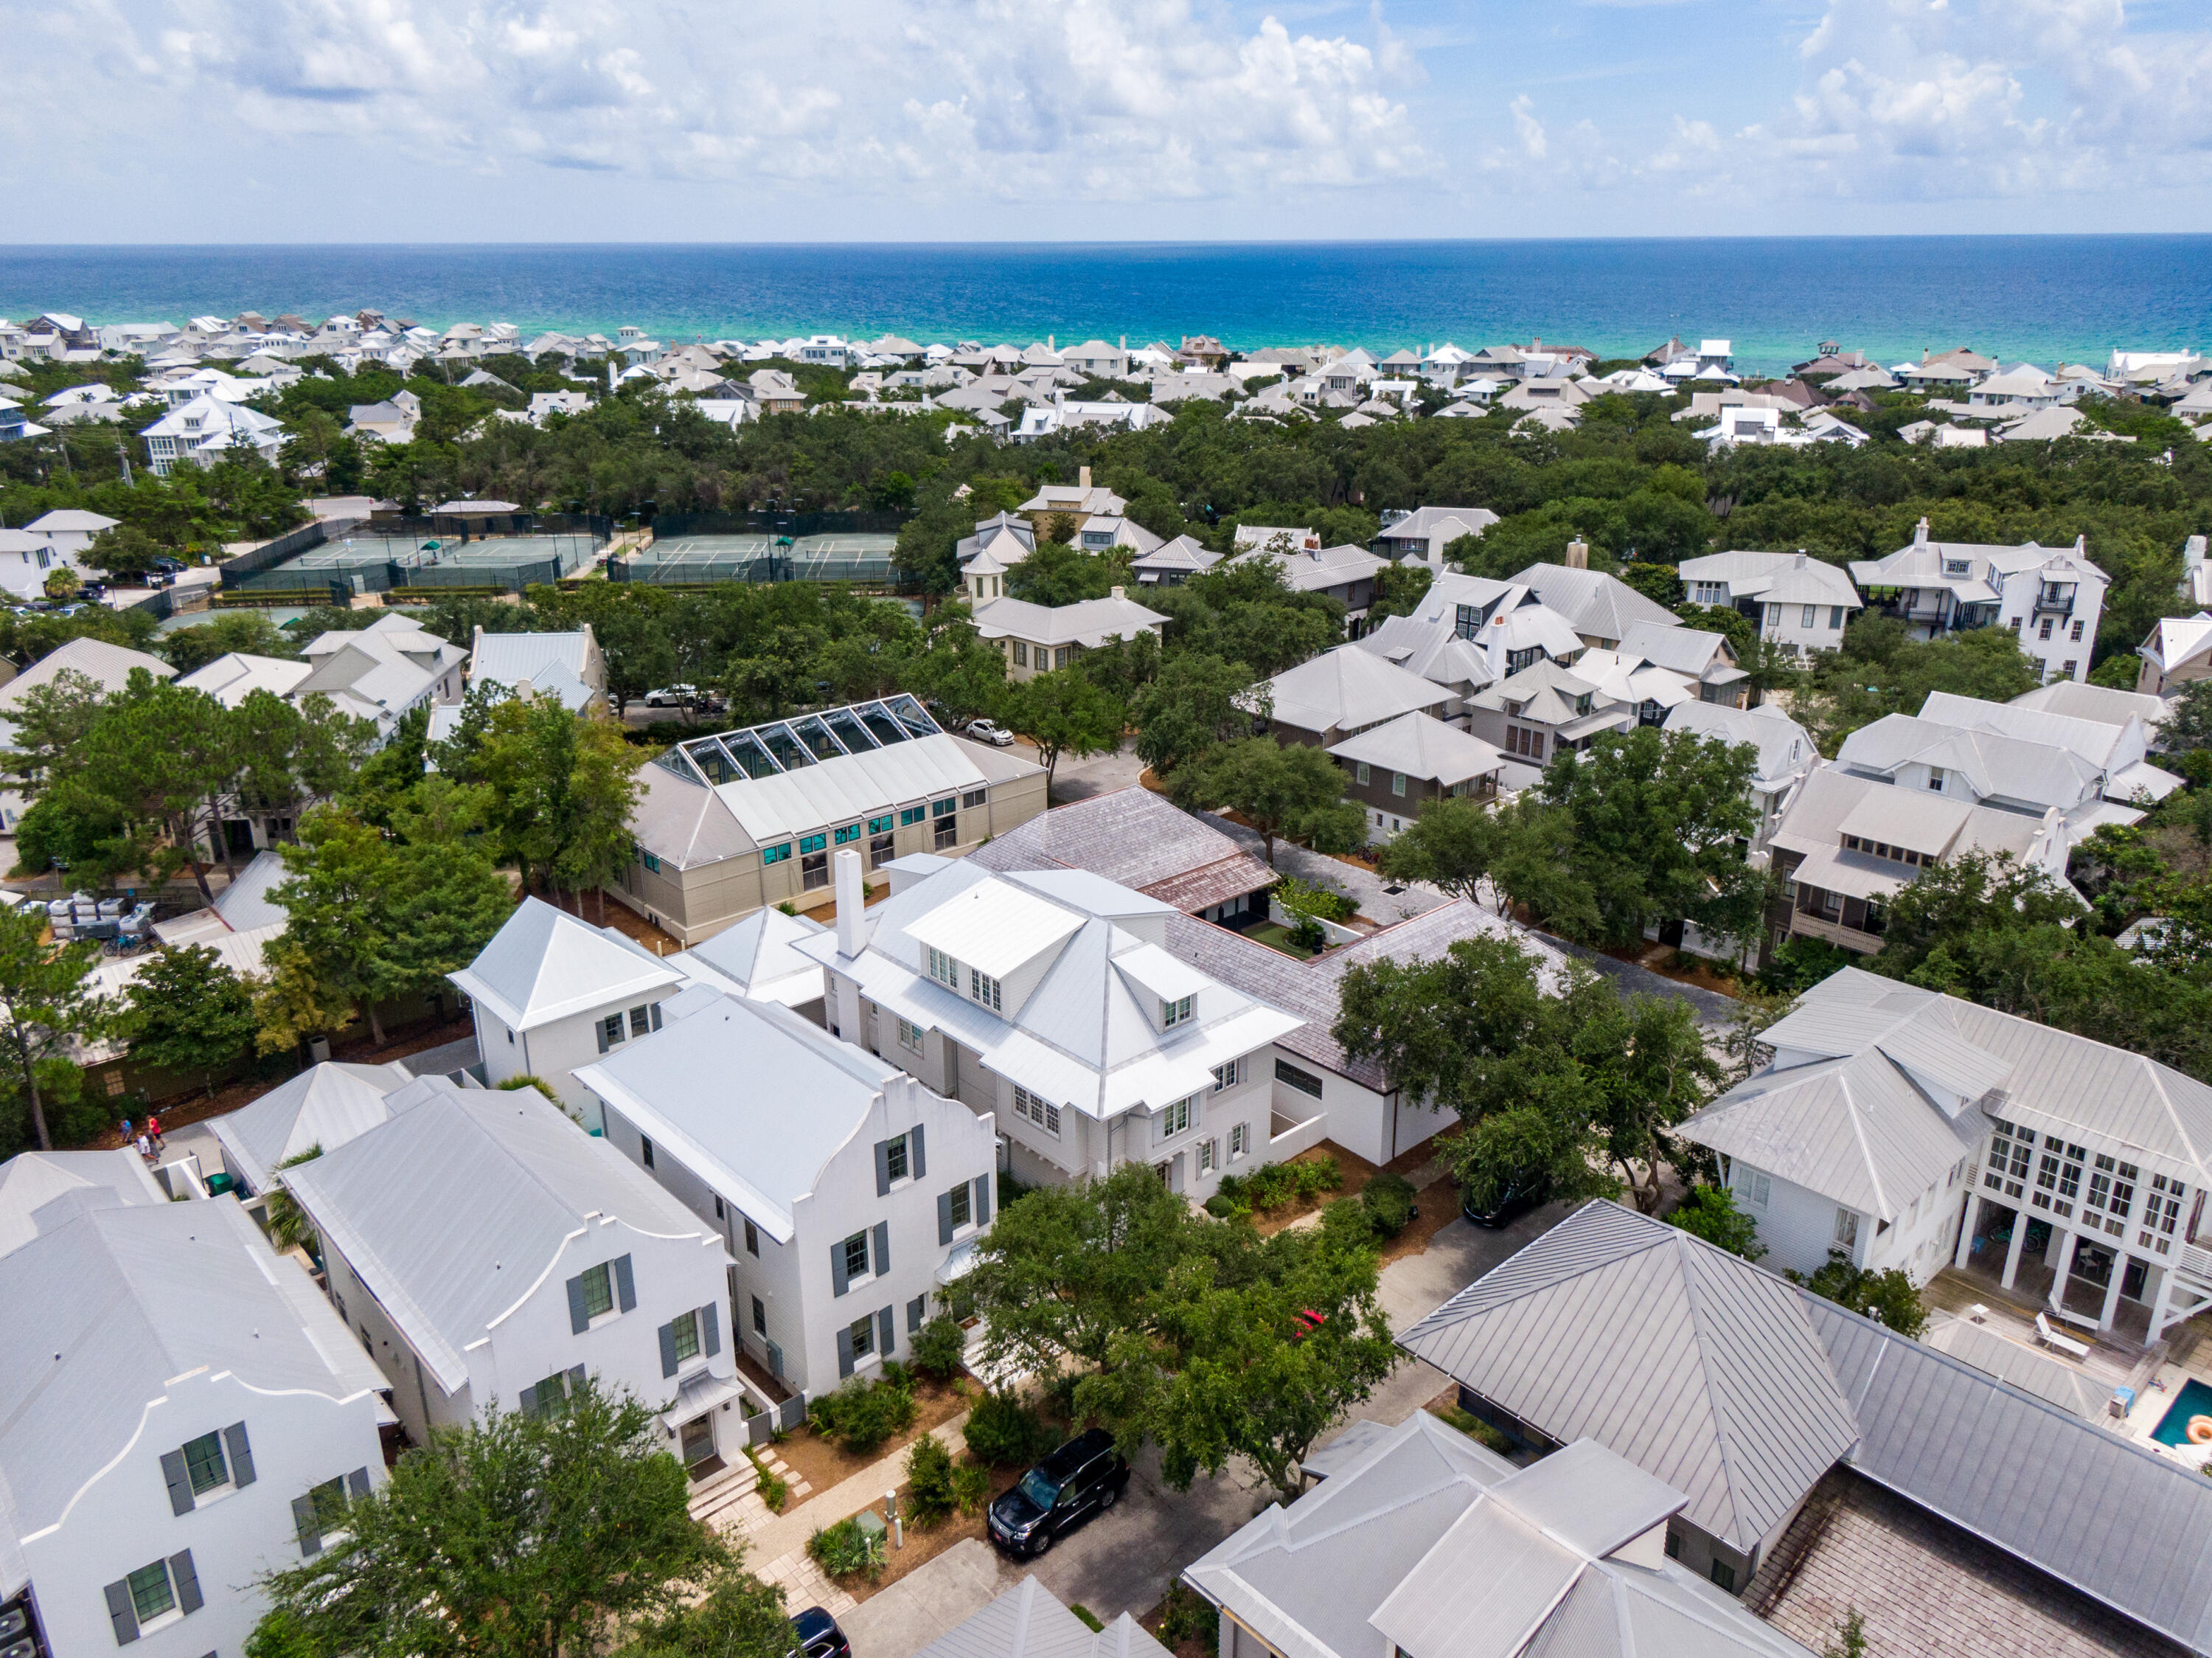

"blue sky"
[4, 0, 2209, 241]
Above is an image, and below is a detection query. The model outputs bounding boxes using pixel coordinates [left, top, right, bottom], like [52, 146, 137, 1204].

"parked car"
[787, 1608, 849, 1658]
[643, 684, 700, 708]
[987, 1427, 1130, 1558]
[1461, 1173, 1550, 1230]
[963, 718, 1015, 747]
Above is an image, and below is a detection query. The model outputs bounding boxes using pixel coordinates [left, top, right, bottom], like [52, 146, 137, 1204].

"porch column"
[1954, 1191, 1983, 1271]
[2150, 1264, 2178, 1343]
[2000, 1217, 2029, 1290]
[2049, 1227, 2081, 1311]
[2098, 1249, 2130, 1332]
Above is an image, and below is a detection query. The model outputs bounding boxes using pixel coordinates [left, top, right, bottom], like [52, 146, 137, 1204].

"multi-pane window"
[801, 847, 830, 889]
[1212, 1059, 1240, 1091]
[1162, 995, 1194, 1028]
[532, 1370, 577, 1418]
[885, 1133, 910, 1184]
[669, 1309, 701, 1364]
[928, 948, 960, 990]
[762, 842, 792, 865]
[871, 831, 896, 866]
[1355, 762, 1371, 784]
[849, 1314, 876, 1359]
[902, 806, 927, 827]
[932, 797, 957, 819]
[897, 1017, 924, 1053]
[962, 789, 987, 808]
[752, 1295, 768, 1335]
[128, 1561, 178, 1623]
[835, 823, 862, 845]
[629, 1004, 654, 1038]
[743, 1217, 759, 1256]
[1229, 1124, 1248, 1159]
[602, 1013, 627, 1049]
[181, 1430, 229, 1495]
[948, 1182, 972, 1230]
[842, 1232, 871, 1283]
[970, 968, 1003, 1011]
[1198, 1139, 1217, 1174]
[1156, 1096, 1194, 1141]
[2141, 1176, 2186, 1255]
[869, 814, 896, 835]
[1275, 1059, 1325, 1099]
[2085, 1155, 2138, 1238]
[1744, 1170, 1771, 1209]
[1985, 1118, 2031, 1199]
[799, 833, 828, 854]
[1013, 1085, 1061, 1137]
[580, 1261, 614, 1319]
[2032, 1136, 2087, 1219]
[1832, 1208, 1859, 1250]
[305, 1474, 348, 1533]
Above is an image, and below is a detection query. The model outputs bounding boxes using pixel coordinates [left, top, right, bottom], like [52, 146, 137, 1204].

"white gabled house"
[0, 1179, 389, 1658]
[1680, 968, 2212, 1344]
[139, 395, 285, 476]
[1676, 549, 1863, 658]
[799, 850, 1302, 1200]
[1849, 518, 2108, 683]
[451, 897, 687, 1126]
[279, 1078, 742, 1467]
[577, 988, 998, 1395]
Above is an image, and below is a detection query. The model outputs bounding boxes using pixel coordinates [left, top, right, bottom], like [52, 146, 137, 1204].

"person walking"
[146, 1113, 164, 1152]
[134, 1132, 153, 1164]
[119, 1117, 133, 1145]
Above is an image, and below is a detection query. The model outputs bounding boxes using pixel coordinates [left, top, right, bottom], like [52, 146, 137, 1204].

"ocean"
[2, 238, 2208, 377]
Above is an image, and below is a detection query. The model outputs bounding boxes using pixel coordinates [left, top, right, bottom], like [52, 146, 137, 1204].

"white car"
[964, 718, 1015, 747]
[644, 684, 700, 708]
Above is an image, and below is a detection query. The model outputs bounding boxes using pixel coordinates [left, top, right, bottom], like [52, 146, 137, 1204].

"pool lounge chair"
[2037, 1311, 2092, 1359]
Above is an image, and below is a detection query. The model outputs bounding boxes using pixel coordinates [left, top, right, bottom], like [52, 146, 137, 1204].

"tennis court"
[281, 532, 597, 574]
[623, 531, 898, 586]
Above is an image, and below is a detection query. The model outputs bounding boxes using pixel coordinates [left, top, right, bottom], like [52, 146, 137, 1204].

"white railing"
[1268, 1111, 1331, 1161]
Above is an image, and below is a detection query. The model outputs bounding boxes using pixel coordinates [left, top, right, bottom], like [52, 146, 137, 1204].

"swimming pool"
[2151, 1378, 2212, 1448]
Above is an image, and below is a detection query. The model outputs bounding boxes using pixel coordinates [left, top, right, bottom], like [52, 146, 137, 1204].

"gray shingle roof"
[1507, 563, 1682, 642]
[1397, 1202, 1862, 1553]
[965, 788, 1276, 910]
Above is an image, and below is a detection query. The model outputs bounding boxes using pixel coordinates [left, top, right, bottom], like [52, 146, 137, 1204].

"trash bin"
[205, 1171, 235, 1196]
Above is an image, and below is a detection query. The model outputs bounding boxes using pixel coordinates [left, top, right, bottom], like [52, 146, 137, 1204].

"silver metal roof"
[1807, 1295, 2212, 1655]
[911, 1576, 1172, 1658]
[1397, 1202, 1861, 1552]
[0, 1148, 166, 1258]
[448, 895, 684, 1033]
[207, 1059, 417, 1192]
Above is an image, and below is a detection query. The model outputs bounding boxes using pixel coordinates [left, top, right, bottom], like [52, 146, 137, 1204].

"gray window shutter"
[597, 1019, 610, 1054]
[105, 1581, 139, 1645]
[831, 1239, 849, 1297]
[938, 1190, 954, 1246]
[836, 1324, 855, 1378]
[878, 1305, 895, 1356]
[908, 1294, 925, 1333]
[911, 1123, 927, 1179]
[700, 1300, 720, 1357]
[613, 1254, 636, 1312]
[224, 1421, 255, 1488]
[566, 1273, 590, 1334]
[975, 1173, 992, 1225]
[567, 1364, 585, 1399]
[872, 1219, 890, 1277]
[519, 1385, 539, 1417]
[160, 1448, 195, 1516]
[874, 1138, 891, 1196]
[170, 1550, 202, 1615]
[292, 1495, 324, 1557]
[347, 1466, 373, 1500]
[651, 1002, 664, 1030]
[658, 1321, 679, 1378]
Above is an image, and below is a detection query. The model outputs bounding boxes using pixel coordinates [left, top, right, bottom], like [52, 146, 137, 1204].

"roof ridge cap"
[1671, 1231, 1759, 1550]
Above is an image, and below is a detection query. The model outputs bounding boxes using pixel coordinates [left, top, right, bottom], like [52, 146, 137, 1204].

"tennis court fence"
[220, 511, 613, 600]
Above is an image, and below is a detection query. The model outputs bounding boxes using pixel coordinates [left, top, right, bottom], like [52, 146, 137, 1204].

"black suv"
[1462, 1172, 1550, 1229]
[987, 1428, 1130, 1558]
[787, 1607, 849, 1658]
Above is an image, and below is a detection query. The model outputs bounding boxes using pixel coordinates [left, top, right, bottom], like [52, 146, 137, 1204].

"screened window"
[669, 1309, 701, 1364]
[182, 1430, 229, 1495]
[580, 1261, 614, 1319]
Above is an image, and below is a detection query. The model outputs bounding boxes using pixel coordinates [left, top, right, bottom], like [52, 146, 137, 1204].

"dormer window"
[1162, 994, 1194, 1028]
[969, 967, 1002, 1012]
[928, 947, 960, 990]
[1943, 558, 1971, 576]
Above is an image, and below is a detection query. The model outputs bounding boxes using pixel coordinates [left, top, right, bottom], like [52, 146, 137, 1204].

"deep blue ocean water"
[3, 238, 2208, 377]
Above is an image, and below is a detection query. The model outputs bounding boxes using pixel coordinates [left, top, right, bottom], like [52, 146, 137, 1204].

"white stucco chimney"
[1078, 465, 1092, 490]
[1110, 586, 1125, 601]
[1564, 538, 1590, 570]
[835, 847, 865, 959]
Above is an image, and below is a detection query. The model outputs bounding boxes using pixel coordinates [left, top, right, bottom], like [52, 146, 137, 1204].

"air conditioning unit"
[1, 1634, 38, 1658]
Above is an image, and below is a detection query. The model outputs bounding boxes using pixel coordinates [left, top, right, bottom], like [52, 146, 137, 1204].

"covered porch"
[1952, 1184, 2212, 1347]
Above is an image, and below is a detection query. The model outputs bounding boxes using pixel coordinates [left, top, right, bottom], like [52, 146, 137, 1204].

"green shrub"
[809, 1373, 917, 1456]
[1318, 1196, 1379, 1250]
[1360, 1171, 1418, 1238]
[951, 1461, 992, 1514]
[1291, 1154, 1343, 1200]
[905, 1433, 956, 1527]
[807, 1516, 884, 1581]
[1432, 1404, 1514, 1457]
[1157, 1583, 1221, 1656]
[1069, 1605, 1105, 1633]
[964, 1389, 1058, 1467]
[742, 1446, 789, 1512]
[911, 1315, 968, 1380]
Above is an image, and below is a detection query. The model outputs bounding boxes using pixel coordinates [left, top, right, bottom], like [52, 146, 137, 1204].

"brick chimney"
[1565, 538, 1589, 569]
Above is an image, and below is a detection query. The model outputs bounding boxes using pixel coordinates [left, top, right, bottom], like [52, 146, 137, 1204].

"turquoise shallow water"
[3, 237, 2208, 376]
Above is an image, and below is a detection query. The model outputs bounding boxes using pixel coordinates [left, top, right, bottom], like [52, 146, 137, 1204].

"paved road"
[1047, 738, 1148, 805]
[842, 1200, 1576, 1658]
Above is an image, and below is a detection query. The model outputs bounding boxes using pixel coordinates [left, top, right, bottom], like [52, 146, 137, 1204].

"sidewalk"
[742, 1410, 972, 1567]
